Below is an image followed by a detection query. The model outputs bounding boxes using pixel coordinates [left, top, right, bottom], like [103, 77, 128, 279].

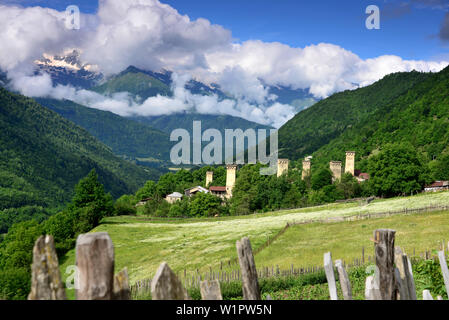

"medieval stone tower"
[226, 164, 238, 198]
[277, 159, 290, 177]
[330, 161, 342, 182]
[206, 171, 214, 187]
[345, 151, 356, 176]
[302, 159, 311, 180]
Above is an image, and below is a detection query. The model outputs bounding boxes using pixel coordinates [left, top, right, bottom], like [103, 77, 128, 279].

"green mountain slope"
[309, 67, 449, 169]
[36, 98, 171, 162]
[136, 113, 273, 134]
[278, 71, 433, 160]
[91, 66, 172, 101]
[0, 88, 158, 212]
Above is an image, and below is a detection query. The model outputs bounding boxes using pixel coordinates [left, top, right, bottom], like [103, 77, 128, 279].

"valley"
[59, 191, 449, 285]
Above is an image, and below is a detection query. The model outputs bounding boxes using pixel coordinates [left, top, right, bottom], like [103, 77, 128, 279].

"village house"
[136, 197, 152, 207]
[184, 186, 209, 197]
[354, 170, 370, 183]
[209, 186, 227, 200]
[165, 192, 183, 204]
[424, 181, 449, 192]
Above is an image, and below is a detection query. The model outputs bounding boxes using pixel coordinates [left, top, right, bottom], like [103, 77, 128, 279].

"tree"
[135, 181, 156, 202]
[70, 169, 113, 228]
[367, 143, 429, 197]
[114, 195, 137, 216]
[337, 173, 362, 199]
[311, 168, 333, 191]
[189, 192, 223, 217]
[0, 220, 43, 270]
[430, 154, 449, 181]
[43, 210, 77, 254]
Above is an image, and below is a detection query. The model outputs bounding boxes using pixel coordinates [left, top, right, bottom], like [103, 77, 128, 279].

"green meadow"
[60, 191, 449, 287]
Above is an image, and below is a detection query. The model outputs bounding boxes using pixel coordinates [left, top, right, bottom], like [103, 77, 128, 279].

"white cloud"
[1, 0, 449, 128]
[80, 0, 231, 75]
[205, 41, 448, 98]
[9, 70, 293, 128]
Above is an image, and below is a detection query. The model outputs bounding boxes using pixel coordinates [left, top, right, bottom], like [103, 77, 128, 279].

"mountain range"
[278, 66, 449, 176]
[2, 55, 449, 232]
[35, 51, 318, 112]
[0, 88, 158, 213]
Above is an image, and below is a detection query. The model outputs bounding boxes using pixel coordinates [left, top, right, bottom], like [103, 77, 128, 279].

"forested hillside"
[0, 88, 158, 231]
[37, 98, 172, 162]
[136, 113, 273, 135]
[92, 66, 172, 100]
[278, 70, 433, 160]
[309, 66, 449, 176]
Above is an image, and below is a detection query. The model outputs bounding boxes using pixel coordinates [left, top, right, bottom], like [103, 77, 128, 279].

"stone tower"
[345, 151, 356, 176]
[302, 160, 311, 180]
[206, 171, 214, 187]
[277, 159, 290, 177]
[226, 165, 238, 198]
[330, 161, 342, 182]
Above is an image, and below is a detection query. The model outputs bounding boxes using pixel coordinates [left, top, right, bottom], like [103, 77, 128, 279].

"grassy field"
[60, 191, 449, 288]
[255, 210, 449, 269]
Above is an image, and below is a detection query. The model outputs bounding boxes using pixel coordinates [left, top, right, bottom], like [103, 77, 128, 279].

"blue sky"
[5, 0, 449, 61]
[2, 0, 449, 127]
[164, 0, 449, 60]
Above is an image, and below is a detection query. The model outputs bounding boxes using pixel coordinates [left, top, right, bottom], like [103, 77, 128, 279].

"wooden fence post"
[394, 247, 416, 300]
[200, 280, 223, 300]
[151, 262, 190, 300]
[438, 251, 449, 296]
[236, 237, 261, 300]
[423, 290, 434, 300]
[405, 255, 417, 300]
[113, 268, 131, 300]
[374, 229, 397, 300]
[28, 235, 67, 300]
[335, 259, 352, 300]
[365, 276, 381, 300]
[75, 232, 115, 300]
[324, 252, 338, 300]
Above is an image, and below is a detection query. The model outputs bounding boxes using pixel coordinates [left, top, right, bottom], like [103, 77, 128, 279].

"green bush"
[0, 267, 31, 300]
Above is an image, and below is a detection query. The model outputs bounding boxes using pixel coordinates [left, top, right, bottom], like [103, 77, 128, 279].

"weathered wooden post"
[28, 235, 67, 300]
[200, 280, 223, 300]
[323, 252, 338, 300]
[236, 237, 261, 300]
[151, 262, 190, 300]
[406, 256, 417, 299]
[365, 275, 381, 300]
[374, 229, 397, 300]
[405, 257, 417, 300]
[394, 268, 407, 301]
[437, 250, 449, 296]
[394, 247, 416, 300]
[335, 259, 352, 300]
[423, 290, 434, 300]
[75, 232, 115, 300]
[113, 268, 131, 300]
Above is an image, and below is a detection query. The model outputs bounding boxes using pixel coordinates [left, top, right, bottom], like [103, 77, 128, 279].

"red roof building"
[425, 181, 449, 192]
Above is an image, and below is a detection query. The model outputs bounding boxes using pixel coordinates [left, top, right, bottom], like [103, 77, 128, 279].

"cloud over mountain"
[1, 0, 448, 127]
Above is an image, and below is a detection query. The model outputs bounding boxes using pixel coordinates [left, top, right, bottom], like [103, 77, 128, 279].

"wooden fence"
[130, 244, 448, 297]
[28, 228, 449, 300]
[202, 204, 449, 271]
